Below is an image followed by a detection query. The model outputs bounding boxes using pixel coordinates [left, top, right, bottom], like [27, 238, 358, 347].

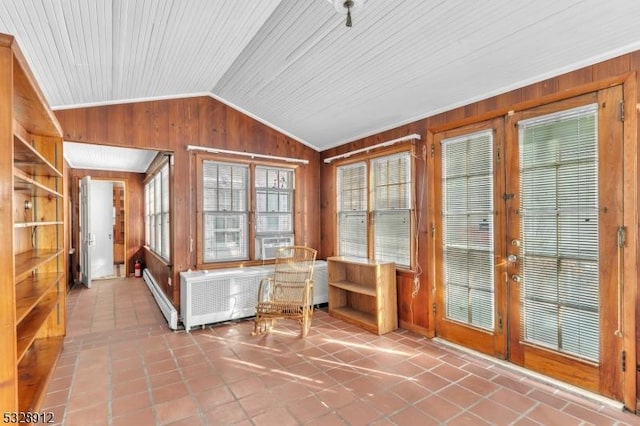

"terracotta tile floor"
[42, 277, 640, 425]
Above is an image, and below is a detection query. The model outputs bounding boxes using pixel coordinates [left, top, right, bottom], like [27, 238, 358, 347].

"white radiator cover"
[180, 260, 327, 331]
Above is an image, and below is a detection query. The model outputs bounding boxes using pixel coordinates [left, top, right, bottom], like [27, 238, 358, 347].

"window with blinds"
[372, 152, 412, 267]
[255, 166, 293, 235]
[337, 162, 368, 258]
[336, 151, 414, 268]
[144, 161, 171, 262]
[441, 130, 494, 331]
[518, 104, 599, 361]
[202, 161, 249, 262]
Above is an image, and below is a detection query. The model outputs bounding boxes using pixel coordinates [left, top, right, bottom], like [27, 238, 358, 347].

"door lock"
[511, 274, 522, 283]
[507, 254, 518, 263]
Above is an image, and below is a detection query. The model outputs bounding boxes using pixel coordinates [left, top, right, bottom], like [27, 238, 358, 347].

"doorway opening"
[78, 178, 127, 287]
[64, 141, 160, 289]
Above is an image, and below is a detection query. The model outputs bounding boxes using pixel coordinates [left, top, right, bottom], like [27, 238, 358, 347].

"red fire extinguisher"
[134, 260, 142, 278]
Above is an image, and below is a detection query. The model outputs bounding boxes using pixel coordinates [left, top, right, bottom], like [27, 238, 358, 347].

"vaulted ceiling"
[2, 0, 640, 152]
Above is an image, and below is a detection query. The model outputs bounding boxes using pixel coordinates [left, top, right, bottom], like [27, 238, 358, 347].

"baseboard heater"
[143, 268, 179, 330]
[180, 261, 327, 332]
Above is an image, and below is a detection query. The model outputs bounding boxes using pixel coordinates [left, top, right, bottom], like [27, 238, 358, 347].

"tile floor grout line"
[432, 337, 625, 413]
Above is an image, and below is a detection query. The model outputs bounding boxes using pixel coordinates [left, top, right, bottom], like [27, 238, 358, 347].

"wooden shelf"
[15, 221, 63, 228]
[16, 293, 59, 363]
[327, 256, 383, 266]
[329, 306, 378, 333]
[14, 167, 62, 198]
[13, 133, 62, 178]
[17, 337, 64, 412]
[327, 257, 398, 335]
[15, 249, 63, 281]
[15, 273, 64, 324]
[329, 280, 377, 296]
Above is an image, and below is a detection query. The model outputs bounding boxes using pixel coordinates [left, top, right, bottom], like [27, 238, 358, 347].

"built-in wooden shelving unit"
[0, 32, 66, 412]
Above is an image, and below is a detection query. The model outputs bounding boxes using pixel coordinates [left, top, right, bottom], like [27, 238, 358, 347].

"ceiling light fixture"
[333, 0, 362, 28]
[344, 0, 353, 27]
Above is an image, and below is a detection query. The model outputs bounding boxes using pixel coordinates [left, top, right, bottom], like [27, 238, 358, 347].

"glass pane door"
[434, 119, 507, 358]
[518, 104, 599, 361]
[442, 130, 495, 330]
[507, 88, 624, 399]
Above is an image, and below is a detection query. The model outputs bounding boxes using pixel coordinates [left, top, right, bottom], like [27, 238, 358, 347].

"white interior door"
[91, 180, 114, 279]
[80, 176, 92, 288]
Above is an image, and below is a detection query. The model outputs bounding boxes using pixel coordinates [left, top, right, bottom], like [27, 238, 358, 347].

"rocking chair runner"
[252, 246, 317, 337]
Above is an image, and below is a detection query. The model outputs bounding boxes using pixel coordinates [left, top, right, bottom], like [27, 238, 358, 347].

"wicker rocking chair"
[252, 246, 317, 337]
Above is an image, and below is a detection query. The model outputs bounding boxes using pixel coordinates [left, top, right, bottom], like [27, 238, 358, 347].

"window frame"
[334, 144, 416, 270]
[254, 165, 295, 236]
[201, 160, 250, 263]
[195, 153, 297, 266]
[144, 160, 171, 262]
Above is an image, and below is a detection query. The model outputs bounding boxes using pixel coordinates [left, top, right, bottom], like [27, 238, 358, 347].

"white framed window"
[336, 150, 414, 268]
[372, 152, 412, 266]
[202, 161, 249, 262]
[255, 166, 294, 235]
[337, 162, 368, 258]
[144, 161, 171, 262]
[199, 159, 296, 264]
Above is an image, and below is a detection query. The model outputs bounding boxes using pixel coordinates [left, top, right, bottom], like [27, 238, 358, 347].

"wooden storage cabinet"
[0, 34, 66, 412]
[327, 256, 397, 335]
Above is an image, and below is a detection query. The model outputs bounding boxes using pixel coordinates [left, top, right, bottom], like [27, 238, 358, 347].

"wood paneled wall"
[320, 50, 640, 339]
[56, 96, 321, 307]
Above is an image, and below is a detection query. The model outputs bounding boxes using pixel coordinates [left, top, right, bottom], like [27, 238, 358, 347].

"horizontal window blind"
[255, 166, 294, 234]
[373, 210, 410, 266]
[202, 161, 249, 261]
[442, 129, 494, 331]
[373, 152, 411, 210]
[373, 152, 412, 267]
[338, 212, 368, 258]
[518, 103, 599, 361]
[337, 162, 367, 258]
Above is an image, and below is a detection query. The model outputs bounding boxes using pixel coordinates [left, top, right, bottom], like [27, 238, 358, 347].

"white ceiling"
[64, 141, 157, 172]
[2, 0, 640, 153]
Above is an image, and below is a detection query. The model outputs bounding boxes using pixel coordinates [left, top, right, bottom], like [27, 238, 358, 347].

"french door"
[434, 118, 507, 358]
[434, 87, 625, 400]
